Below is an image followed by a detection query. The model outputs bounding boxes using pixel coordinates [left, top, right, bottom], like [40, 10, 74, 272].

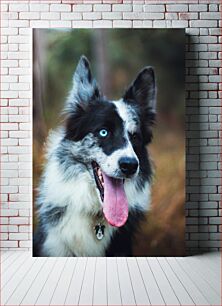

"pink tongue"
[102, 172, 128, 227]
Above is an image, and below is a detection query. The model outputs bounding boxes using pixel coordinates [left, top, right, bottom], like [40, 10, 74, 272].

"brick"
[113, 20, 132, 28]
[93, 20, 112, 28]
[209, 60, 221, 67]
[9, 115, 29, 123]
[142, 21, 152, 28]
[9, 233, 29, 240]
[1, 138, 18, 146]
[189, 4, 207, 12]
[1, 209, 18, 216]
[166, 5, 188, 12]
[133, 5, 142, 12]
[41, 12, 60, 20]
[0, 218, 8, 225]
[72, 20, 93, 28]
[61, 12, 82, 20]
[2, 123, 18, 131]
[19, 241, 31, 248]
[199, 225, 218, 233]
[1, 4, 8, 11]
[199, 209, 218, 217]
[199, 241, 221, 248]
[143, 5, 165, 12]
[30, 3, 49, 12]
[200, 12, 221, 20]
[210, 233, 221, 240]
[19, 209, 29, 216]
[190, 20, 217, 28]
[112, 4, 132, 11]
[1, 241, 18, 248]
[133, 20, 143, 28]
[9, 20, 29, 28]
[94, 4, 111, 12]
[30, 20, 50, 28]
[165, 13, 178, 20]
[123, 12, 164, 19]
[19, 226, 30, 233]
[50, 4, 71, 12]
[50, 21, 71, 28]
[83, 12, 101, 20]
[179, 12, 198, 20]
[200, 202, 218, 209]
[153, 20, 169, 28]
[2, 60, 18, 68]
[19, 12, 40, 19]
[191, 233, 209, 241]
[73, 4, 92, 12]
[172, 20, 188, 28]
[9, 217, 29, 225]
[209, 4, 219, 11]
[9, 3, 28, 11]
[102, 12, 122, 20]
[210, 28, 221, 35]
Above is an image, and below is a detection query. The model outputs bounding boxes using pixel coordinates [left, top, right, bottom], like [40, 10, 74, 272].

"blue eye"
[99, 129, 108, 138]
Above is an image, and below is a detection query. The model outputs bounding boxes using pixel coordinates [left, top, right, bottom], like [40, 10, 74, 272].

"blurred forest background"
[33, 29, 185, 256]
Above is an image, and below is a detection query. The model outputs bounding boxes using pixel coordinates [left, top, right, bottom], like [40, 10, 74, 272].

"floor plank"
[167, 257, 210, 305]
[0, 251, 14, 263]
[50, 257, 77, 305]
[157, 257, 194, 305]
[79, 257, 96, 305]
[186, 256, 220, 294]
[35, 257, 67, 305]
[64, 257, 87, 306]
[5, 257, 46, 305]
[107, 258, 121, 306]
[1, 252, 29, 289]
[2, 256, 38, 305]
[176, 257, 221, 305]
[93, 257, 107, 306]
[127, 257, 150, 305]
[196, 252, 220, 274]
[117, 257, 136, 305]
[20, 258, 55, 305]
[148, 258, 179, 305]
[2, 252, 22, 272]
[137, 257, 165, 305]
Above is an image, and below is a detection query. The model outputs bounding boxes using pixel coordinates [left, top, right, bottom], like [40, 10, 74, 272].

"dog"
[33, 56, 156, 257]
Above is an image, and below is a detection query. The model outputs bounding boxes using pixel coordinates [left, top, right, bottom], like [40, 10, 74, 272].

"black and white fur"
[34, 56, 156, 257]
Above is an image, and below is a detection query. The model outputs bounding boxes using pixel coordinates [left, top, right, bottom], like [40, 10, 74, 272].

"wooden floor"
[0, 251, 221, 306]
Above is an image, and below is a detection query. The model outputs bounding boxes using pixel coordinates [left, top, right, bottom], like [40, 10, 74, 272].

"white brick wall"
[0, 0, 221, 254]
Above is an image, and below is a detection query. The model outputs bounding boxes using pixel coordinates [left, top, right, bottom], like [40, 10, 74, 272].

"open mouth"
[92, 161, 105, 202]
[91, 161, 128, 228]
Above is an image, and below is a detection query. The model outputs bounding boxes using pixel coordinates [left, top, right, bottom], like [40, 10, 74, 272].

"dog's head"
[64, 56, 156, 227]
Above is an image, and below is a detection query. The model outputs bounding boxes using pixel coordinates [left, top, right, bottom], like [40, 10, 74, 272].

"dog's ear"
[123, 67, 156, 115]
[123, 67, 156, 143]
[67, 56, 100, 112]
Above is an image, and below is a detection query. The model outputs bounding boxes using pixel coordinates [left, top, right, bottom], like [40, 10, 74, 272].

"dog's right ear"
[66, 56, 100, 112]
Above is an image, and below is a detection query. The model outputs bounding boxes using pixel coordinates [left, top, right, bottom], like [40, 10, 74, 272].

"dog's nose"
[119, 157, 138, 176]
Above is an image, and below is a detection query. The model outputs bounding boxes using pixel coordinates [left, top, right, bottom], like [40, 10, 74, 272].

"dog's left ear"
[123, 67, 156, 143]
[67, 56, 100, 111]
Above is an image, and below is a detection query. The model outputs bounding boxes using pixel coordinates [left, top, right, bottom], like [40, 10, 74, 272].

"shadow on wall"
[185, 34, 214, 255]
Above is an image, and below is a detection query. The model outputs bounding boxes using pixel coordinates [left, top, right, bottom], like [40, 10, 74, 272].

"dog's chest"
[59, 212, 115, 256]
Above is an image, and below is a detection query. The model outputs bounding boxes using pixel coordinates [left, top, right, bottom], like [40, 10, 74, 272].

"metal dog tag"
[95, 224, 105, 240]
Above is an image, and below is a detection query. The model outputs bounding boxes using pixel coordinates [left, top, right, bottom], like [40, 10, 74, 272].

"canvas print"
[33, 29, 185, 257]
